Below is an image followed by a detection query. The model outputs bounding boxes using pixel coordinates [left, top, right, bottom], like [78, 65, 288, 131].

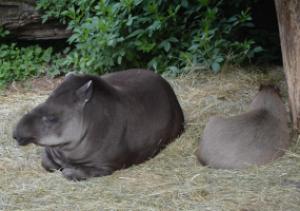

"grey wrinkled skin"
[196, 85, 290, 169]
[13, 69, 184, 180]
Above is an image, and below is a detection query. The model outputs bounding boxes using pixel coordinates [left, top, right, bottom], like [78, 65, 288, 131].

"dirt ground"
[0, 67, 300, 211]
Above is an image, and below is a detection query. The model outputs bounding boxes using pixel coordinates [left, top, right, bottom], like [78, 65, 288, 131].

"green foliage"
[0, 44, 54, 87]
[37, 0, 261, 74]
[0, 26, 61, 87]
[0, 27, 10, 38]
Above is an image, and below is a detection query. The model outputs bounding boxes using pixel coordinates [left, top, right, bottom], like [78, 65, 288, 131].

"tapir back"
[197, 85, 290, 169]
[102, 69, 184, 162]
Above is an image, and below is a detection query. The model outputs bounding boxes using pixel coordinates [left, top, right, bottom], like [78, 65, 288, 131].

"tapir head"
[13, 73, 93, 147]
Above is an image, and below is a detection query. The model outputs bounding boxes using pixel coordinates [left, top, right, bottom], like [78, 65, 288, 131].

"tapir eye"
[42, 115, 59, 124]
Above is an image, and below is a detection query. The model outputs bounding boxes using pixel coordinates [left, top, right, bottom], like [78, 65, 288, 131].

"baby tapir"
[197, 85, 290, 169]
[13, 69, 184, 180]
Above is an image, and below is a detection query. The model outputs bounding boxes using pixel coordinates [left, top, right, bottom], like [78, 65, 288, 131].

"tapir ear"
[76, 80, 93, 104]
[64, 71, 77, 81]
[273, 85, 281, 96]
[259, 84, 266, 91]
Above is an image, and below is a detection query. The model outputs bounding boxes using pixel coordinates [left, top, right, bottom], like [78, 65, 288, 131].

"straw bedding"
[0, 67, 299, 211]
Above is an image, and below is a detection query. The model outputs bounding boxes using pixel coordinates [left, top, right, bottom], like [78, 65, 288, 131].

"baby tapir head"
[13, 73, 93, 146]
[259, 84, 281, 96]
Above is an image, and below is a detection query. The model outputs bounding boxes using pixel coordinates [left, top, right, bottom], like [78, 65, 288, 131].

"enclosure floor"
[1, 67, 300, 211]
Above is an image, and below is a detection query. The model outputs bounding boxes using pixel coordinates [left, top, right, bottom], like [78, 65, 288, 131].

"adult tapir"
[13, 69, 184, 180]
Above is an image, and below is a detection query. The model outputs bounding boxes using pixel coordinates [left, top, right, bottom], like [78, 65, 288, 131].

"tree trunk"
[275, 0, 300, 132]
[0, 0, 71, 40]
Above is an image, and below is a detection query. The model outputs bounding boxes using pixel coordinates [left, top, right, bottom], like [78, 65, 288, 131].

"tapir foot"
[62, 168, 88, 181]
[41, 149, 61, 172]
[62, 167, 113, 181]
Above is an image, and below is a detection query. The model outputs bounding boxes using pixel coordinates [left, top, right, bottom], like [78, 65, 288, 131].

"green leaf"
[253, 46, 263, 53]
[215, 57, 224, 63]
[147, 20, 161, 35]
[117, 56, 123, 64]
[211, 62, 221, 73]
[160, 41, 171, 52]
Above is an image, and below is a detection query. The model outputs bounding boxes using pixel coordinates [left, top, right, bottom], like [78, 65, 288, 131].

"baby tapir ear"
[259, 84, 267, 91]
[76, 80, 93, 104]
[273, 85, 281, 94]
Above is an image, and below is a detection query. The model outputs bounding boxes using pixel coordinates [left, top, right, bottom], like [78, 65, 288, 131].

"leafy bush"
[0, 44, 54, 87]
[37, 0, 261, 74]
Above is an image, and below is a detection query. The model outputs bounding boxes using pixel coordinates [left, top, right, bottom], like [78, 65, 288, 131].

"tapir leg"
[41, 148, 61, 172]
[62, 167, 113, 181]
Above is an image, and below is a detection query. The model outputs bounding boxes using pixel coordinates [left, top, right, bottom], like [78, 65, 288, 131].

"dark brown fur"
[196, 85, 290, 169]
[13, 69, 184, 180]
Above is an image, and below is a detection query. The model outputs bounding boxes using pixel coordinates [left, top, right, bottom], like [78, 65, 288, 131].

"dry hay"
[0, 67, 300, 211]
